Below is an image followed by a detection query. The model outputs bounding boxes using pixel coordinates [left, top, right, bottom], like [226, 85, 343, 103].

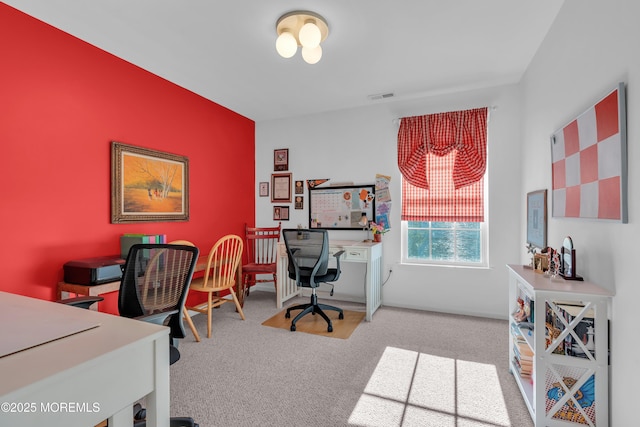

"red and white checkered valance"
[398, 107, 488, 222]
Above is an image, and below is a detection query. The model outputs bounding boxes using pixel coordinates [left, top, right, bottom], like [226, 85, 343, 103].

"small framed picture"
[274, 148, 289, 171]
[295, 196, 304, 209]
[526, 189, 547, 250]
[534, 253, 548, 273]
[295, 180, 304, 194]
[259, 182, 269, 197]
[271, 173, 292, 203]
[273, 206, 289, 221]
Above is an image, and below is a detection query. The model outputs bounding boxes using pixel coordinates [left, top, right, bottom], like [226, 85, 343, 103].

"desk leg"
[144, 334, 170, 427]
[108, 407, 131, 427]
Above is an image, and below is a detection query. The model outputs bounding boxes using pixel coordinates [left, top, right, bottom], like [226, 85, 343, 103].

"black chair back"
[282, 229, 330, 288]
[119, 243, 199, 339]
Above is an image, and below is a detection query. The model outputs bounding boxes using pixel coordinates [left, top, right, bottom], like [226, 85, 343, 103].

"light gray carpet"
[169, 291, 533, 427]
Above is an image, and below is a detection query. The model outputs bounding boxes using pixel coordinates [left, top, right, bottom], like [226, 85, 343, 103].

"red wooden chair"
[242, 223, 281, 299]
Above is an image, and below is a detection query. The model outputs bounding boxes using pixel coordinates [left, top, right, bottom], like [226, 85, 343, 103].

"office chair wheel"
[290, 324, 296, 331]
[339, 313, 344, 319]
[328, 325, 333, 332]
[285, 311, 291, 319]
[134, 403, 146, 421]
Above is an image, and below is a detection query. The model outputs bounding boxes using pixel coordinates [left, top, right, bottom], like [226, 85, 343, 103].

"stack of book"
[511, 323, 534, 379]
[120, 234, 167, 259]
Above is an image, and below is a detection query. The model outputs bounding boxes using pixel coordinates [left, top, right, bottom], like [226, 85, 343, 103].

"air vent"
[368, 92, 395, 101]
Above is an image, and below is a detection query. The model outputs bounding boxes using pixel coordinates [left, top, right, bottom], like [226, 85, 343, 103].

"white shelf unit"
[507, 264, 613, 427]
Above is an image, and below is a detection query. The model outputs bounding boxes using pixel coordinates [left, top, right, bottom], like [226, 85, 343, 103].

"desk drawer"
[342, 248, 367, 262]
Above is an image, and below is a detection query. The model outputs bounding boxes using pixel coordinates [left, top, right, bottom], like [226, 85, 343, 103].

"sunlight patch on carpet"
[348, 346, 512, 426]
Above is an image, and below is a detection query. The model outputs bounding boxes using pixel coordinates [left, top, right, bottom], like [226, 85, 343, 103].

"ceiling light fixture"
[275, 11, 329, 64]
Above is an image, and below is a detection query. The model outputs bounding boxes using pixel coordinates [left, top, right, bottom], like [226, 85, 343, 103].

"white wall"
[520, 0, 639, 422]
[255, 84, 522, 318]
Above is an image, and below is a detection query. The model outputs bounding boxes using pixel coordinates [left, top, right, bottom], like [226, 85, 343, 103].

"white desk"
[276, 239, 382, 321]
[0, 291, 169, 427]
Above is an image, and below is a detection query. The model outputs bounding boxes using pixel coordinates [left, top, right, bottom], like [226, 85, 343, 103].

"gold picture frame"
[111, 141, 189, 223]
[534, 253, 548, 273]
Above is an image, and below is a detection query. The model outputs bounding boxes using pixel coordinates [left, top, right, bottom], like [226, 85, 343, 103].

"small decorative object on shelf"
[533, 253, 548, 273]
[559, 236, 584, 281]
[512, 297, 528, 322]
[543, 246, 561, 278]
[524, 242, 537, 269]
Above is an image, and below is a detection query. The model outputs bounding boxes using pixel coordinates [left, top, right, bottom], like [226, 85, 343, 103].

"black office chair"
[282, 229, 344, 332]
[60, 243, 200, 427]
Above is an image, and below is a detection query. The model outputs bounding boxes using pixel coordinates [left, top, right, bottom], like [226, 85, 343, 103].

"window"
[402, 220, 487, 266]
[398, 107, 488, 267]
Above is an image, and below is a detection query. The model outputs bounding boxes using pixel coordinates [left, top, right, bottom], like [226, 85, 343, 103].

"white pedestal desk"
[0, 291, 169, 427]
[276, 239, 382, 321]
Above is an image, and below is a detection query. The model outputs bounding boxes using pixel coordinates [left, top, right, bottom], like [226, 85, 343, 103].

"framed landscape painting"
[111, 141, 189, 223]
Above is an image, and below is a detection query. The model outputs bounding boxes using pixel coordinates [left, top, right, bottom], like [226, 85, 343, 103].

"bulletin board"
[308, 185, 375, 230]
[550, 82, 627, 222]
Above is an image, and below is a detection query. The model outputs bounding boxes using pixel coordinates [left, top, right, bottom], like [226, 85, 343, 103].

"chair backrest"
[119, 243, 199, 338]
[169, 240, 196, 246]
[244, 222, 281, 266]
[282, 229, 329, 287]
[201, 234, 244, 290]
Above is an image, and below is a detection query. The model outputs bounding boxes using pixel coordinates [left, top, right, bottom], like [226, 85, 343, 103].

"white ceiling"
[5, 1, 564, 122]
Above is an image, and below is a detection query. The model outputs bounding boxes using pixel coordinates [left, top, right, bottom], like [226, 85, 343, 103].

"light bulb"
[276, 31, 297, 58]
[302, 45, 322, 64]
[298, 21, 321, 48]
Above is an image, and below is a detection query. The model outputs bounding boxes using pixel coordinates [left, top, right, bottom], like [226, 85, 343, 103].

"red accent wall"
[0, 4, 255, 313]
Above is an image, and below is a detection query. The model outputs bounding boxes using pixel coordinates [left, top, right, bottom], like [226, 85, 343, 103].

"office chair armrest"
[333, 249, 345, 268]
[56, 296, 104, 309]
[136, 309, 178, 325]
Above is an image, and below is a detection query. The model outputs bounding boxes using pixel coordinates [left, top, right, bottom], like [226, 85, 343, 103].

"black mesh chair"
[62, 243, 200, 427]
[121, 244, 200, 427]
[282, 229, 344, 332]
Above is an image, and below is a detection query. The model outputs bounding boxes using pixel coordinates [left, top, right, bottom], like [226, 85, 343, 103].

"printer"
[63, 255, 125, 285]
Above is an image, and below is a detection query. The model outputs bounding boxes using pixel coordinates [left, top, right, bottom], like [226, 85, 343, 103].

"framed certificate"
[271, 173, 292, 203]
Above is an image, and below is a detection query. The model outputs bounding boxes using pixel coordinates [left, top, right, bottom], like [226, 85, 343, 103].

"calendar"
[308, 185, 375, 229]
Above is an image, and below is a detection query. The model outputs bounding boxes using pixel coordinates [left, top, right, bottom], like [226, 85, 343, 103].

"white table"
[0, 291, 169, 427]
[276, 239, 382, 321]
